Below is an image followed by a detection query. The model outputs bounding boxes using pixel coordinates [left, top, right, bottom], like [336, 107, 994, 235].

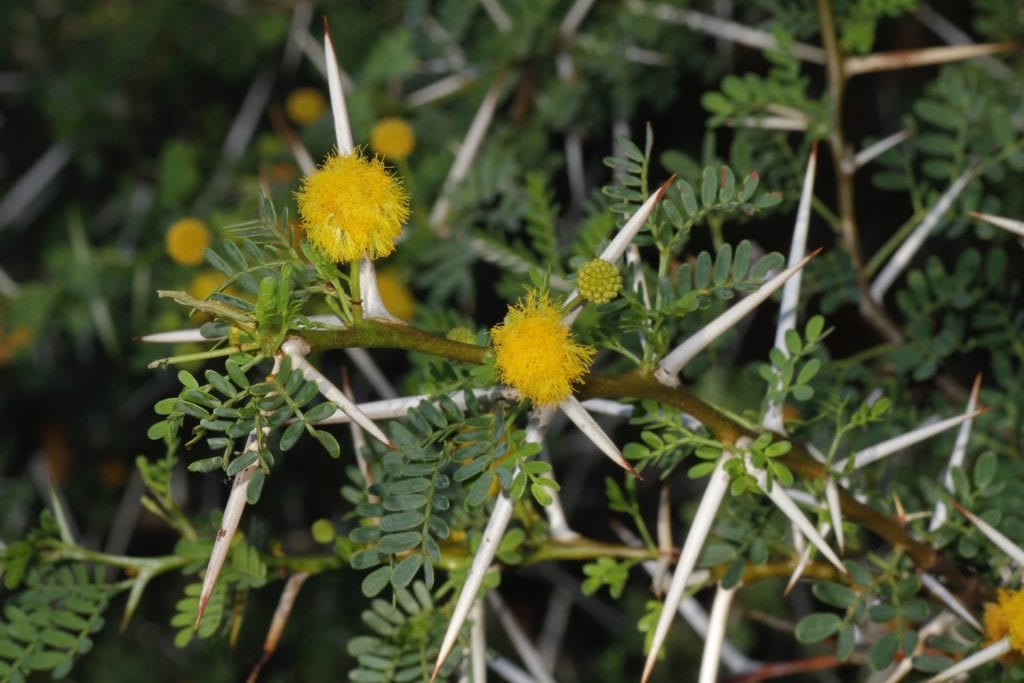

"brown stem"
[816, 0, 862, 271]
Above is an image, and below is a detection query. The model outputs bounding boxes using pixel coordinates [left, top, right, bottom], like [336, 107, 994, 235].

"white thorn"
[430, 78, 504, 233]
[627, 0, 826, 63]
[282, 339, 392, 446]
[433, 407, 556, 679]
[853, 129, 911, 170]
[139, 328, 216, 344]
[834, 409, 984, 473]
[924, 637, 1011, 683]
[825, 478, 844, 553]
[930, 375, 981, 532]
[359, 256, 402, 323]
[785, 522, 831, 596]
[870, 167, 974, 301]
[764, 146, 817, 431]
[881, 613, 958, 683]
[488, 592, 556, 683]
[656, 251, 818, 384]
[698, 584, 738, 683]
[478, 0, 513, 32]
[435, 494, 512, 681]
[755, 464, 845, 573]
[560, 0, 597, 36]
[641, 454, 732, 683]
[323, 26, 354, 154]
[469, 598, 488, 683]
[956, 503, 1024, 569]
[970, 210, 1024, 238]
[918, 573, 981, 631]
[558, 396, 638, 476]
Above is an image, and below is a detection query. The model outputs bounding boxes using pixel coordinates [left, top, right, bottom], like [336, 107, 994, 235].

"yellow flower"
[165, 217, 210, 266]
[377, 268, 416, 321]
[295, 150, 410, 263]
[285, 87, 327, 127]
[188, 270, 229, 300]
[370, 117, 416, 161]
[491, 290, 595, 405]
[985, 587, 1024, 653]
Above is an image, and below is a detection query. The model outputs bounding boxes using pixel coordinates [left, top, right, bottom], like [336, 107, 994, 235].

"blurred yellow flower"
[491, 290, 594, 405]
[370, 117, 416, 161]
[985, 587, 1024, 653]
[295, 150, 410, 263]
[165, 217, 210, 266]
[188, 270, 229, 300]
[377, 269, 416, 321]
[285, 87, 327, 127]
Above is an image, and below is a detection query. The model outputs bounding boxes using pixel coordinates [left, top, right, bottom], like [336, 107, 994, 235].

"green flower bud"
[577, 258, 622, 304]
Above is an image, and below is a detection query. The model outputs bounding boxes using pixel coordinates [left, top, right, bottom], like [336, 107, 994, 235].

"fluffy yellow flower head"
[370, 117, 416, 161]
[165, 217, 210, 266]
[491, 290, 595, 405]
[985, 587, 1024, 653]
[295, 150, 410, 263]
[285, 87, 327, 127]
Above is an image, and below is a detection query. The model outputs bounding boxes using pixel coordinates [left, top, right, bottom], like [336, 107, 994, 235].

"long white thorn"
[323, 21, 354, 154]
[282, 339, 393, 447]
[930, 374, 981, 531]
[432, 407, 556, 680]
[488, 592, 556, 683]
[970, 210, 1024, 238]
[870, 167, 974, 301]
[785, 522, 831, 596]
[825, 478, 844, 553]
[881, 611, 957, 683]
[469, 598, 487, 683]
[697, 584, 737, 683]
[853, 129, 910, 170]
[359, 256, 401, 323]
[641, 454, 732, 683]
[924, 637, 1011, 683]
[656, 251, 819, 384]
[558, 396, 639, 476]
[479, 0, 512, 33]
[954, 502, 1024, 569]
[435, 494, 513, 681]
[764, 145, 817, 431]
[314, 387, 516, 424]
[195, 346, 279, 630]
[139, 328, 216, 344]
[627, 0, 825, 63]
[918, 573, 981, 631]
[430, 77, 504, 234]
[834, 409, 985, 473]
[752, 461, 845, 573]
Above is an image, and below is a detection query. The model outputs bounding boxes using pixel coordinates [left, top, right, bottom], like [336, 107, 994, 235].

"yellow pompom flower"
[285, 87, 327, 127]
[165, 217, 210, 266]
[370, 117, 416, 161]
[984, 587, 1024, 654]
[491, 290, 595, 405]
[377, 268, 416, 321]
[295, 150, 410, 263]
